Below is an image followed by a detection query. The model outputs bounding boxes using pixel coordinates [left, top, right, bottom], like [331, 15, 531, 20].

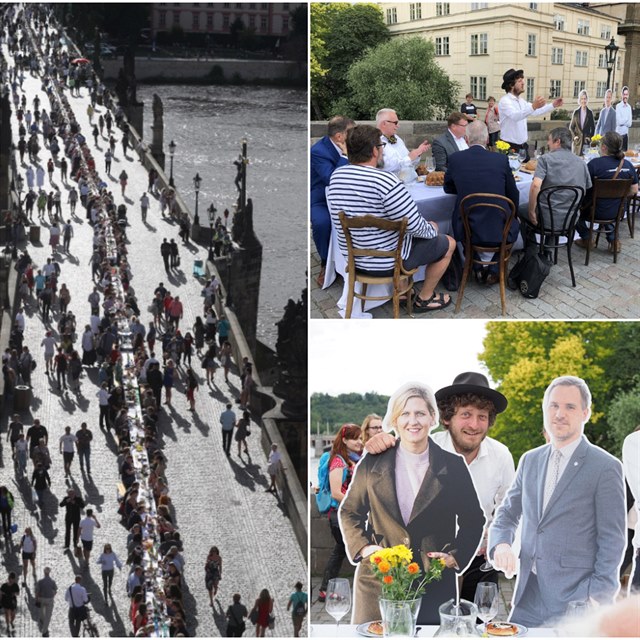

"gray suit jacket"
[488, 436, 626, 622]
[594, 106, 617, 136]
[432, 130, 460, 172]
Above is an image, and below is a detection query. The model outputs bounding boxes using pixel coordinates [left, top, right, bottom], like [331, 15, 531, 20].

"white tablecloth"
[323, 173, 533, 317]
[310, 623, 556, 637]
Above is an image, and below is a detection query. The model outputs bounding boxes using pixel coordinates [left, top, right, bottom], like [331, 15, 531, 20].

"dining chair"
[579, 178, 633, 265]
[337, 211, 419, 319]
[455, 193, 517, 316]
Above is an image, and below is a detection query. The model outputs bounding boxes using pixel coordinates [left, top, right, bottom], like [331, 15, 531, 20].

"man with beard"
[326, 125, 455, 312]
[364, 372, 515, 601]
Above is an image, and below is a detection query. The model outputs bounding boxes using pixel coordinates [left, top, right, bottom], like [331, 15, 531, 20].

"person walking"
[19, 527, 37, 586]
[169, 239, 179, 268]
[163, 359, 176, 407]
[220, 403, 236, 457]
[1, 573, 19, 635]
[226, 593, 248, 637]
[104, 148, 112, 174]
[219, 341, 232, 383]
[160, 238, 171, 272]
[266, 443, 283, 495]
[96, 543, 122, 602]
[65, 575, 89, 638]
[60, 157, 68, 182]
[79, 509, 101, 565]
[75, 422, 93, 475]
[204, 546, 222, 607]
[62, 219, 74, 252]
[235, 410, 251, 456]
[251, 589, 273, 638]
[31, 463, 51, 508]
[186, 367, 199, 412]
[54, 347, 68, 390]
[287, 581, 308, 638]
[59, 426, 77, 476]
[0, 486, 15, 539]
[119, 169, 128, 196]
[35, 567, 57, 638]
[140, 192, 149, 222]
[60, 489, 85, 551]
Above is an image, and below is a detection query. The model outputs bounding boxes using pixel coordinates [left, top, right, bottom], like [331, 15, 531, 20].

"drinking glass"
[325, 578, 351, 630]
[425, 156, 434, 172]
[518, 148, 527, 163]
[474, 582, 499, 633]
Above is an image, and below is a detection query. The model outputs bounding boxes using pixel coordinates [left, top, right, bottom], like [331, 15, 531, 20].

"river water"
[137, 84, 307, 349]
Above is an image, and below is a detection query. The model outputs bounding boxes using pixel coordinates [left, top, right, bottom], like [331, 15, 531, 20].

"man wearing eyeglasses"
[376, 108, 430, 177]
[432, 112, 470, 172]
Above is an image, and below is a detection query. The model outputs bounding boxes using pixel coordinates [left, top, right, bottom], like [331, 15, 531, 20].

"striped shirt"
[327, 164, 437, 272]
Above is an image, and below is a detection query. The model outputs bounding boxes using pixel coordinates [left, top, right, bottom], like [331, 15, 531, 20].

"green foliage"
[550, 109, 571, 120]
[344, 36, 460, 120]
[311, 3, 389, 119]
[311, 392, 389, 434]
[608, 381, 640, 457]
[480, 322, 640, 463]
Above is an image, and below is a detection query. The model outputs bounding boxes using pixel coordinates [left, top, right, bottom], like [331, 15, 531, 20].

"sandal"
[413, 291, 452, 313]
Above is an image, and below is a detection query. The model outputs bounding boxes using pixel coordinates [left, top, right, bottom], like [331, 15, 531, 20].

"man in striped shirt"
[327, 125, 455, 312]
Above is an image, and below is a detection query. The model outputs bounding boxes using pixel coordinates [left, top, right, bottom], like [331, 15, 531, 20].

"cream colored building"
[379, 2, 628, 115]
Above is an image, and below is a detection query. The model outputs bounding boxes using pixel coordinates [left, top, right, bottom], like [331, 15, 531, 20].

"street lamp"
[208, 203, 216, 262]
[168, 139, 176, 187]
[604, 37, 619, 92]
[193, 172, 202, 226]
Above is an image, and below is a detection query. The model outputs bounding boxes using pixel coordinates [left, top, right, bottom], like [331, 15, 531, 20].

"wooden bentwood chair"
[338, 211, 419, 319]
[455, 194, 517, 317]
[580, 178, 633, 265]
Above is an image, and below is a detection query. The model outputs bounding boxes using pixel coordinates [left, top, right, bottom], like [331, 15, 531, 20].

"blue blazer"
[310, 135, 349, 207]
[443, 145, 520, 245]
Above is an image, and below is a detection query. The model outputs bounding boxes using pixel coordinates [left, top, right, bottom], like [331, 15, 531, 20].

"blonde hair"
[383, 382, 438, 432]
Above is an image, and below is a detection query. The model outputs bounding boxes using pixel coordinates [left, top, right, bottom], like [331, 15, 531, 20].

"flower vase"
[379, 598, 421, 637]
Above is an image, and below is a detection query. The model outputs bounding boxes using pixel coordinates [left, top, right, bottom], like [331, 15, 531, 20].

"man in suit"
[489, 376, 627, 628]
[443, 120, 520, 284]
[432, 112, 469, 171]
[310, 116, 354, 287]
[594, 89, 617, 136]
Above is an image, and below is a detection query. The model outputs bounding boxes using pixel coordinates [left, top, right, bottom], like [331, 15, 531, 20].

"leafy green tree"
[311, 392, 389, 433]
[343, 36, 460, 120]
[608, 381, 640, 457]
[480, 322, 640, 463]
[311, 3, 389, 119]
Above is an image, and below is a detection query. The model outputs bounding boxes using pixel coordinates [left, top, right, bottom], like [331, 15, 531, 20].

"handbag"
[508, 245, 552, 299]
[268, 613, 275, 630]
[249, 608, 258, 625]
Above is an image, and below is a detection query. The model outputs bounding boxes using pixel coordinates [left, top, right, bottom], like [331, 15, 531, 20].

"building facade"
[379, 2, 628, 115]
[151, 2, 302, 39]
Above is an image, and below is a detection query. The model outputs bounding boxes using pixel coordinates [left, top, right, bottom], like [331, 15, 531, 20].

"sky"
[309, 319, 491, 396]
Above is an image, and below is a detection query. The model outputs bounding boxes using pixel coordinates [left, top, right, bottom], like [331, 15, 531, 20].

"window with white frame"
[553, 14, 565, 31]
[598, 53, 606, 68]
[527, 34, 536, 56]
[526, 78, 535, 102]
[600, 24, 611, 39]
[386, 7, 397, 24]
[596, 82, 607, 98]
[529, 2, 538, 10]
[573, 80, 586, 98]
[551, 47, 563, 64]
[575, 50, 588, 67]
[435, 36, 450, 56]
[577, 19, 590, 36]
[550, 80, 562, 98]
[471, 33, 488, 55]
[435, 3, 450, 16]
[471, 3, 488, 9]
[470, 76, 487, 101]
[410, 3, 422, 20]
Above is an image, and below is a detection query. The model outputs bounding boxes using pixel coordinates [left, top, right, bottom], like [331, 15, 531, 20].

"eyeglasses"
[384, 120, 399, 125]
[375, 142, 387, 148]
[455, 121, 468, 128]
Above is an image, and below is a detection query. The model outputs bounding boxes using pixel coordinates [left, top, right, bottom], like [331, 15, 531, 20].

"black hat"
[435, 372, 508, 414]
[501, 68, 524, 92]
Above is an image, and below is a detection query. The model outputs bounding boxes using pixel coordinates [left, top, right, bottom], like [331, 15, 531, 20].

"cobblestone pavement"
[310, 214, 640, 319]
[1, 31, 305, 638]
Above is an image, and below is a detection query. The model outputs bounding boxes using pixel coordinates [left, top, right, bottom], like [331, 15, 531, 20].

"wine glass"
[474, 582, 499, 633]
[325, 578, 351, 630]
[534, 147, 543, 160]
[425, 156, 434, 172]
[518, 148, 527, 164]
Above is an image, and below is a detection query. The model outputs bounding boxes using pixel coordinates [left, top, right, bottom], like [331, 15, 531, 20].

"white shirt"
[448, 129, 469, 152]
[431, 431, 515, 531]
[65, 583, 88, 607]
[80, 517, 98, 542]
[15, 312, 25, 332]
[381, 134, 418, 174]
[395, 445, 430, 526]
[59, 433, 77, 453]
[97, 552, 122, 571]
[622, 431, 640, 548]
[41, 336, 56, 356]
[615, 102, 632, 136]
[498, 93, 555, 144]
[546, 435, 583, 484]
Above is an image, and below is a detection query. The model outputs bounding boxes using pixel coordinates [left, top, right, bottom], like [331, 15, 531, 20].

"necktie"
[542, 449, 562, 512]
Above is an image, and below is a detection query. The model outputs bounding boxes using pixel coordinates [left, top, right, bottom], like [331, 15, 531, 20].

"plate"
[356, 621, 384, 637]
[477, 622, 529, 637]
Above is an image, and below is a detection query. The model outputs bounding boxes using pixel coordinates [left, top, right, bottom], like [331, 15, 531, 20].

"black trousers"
[65, 518, 80, 548]
[460, 554, 499, 603]
[320, 510, 346, 591]
[222, 429, 233, 455]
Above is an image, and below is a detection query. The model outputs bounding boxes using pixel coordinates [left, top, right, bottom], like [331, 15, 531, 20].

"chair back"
[459, 193, 516, 251]
[337, 211, 408, 276]
[588, 178, 634, 222]
[536, 185, 584, 235]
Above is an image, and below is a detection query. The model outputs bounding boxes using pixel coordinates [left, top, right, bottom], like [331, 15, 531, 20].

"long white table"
[310, 624, 555, 637]
[323, 173, 533, 317]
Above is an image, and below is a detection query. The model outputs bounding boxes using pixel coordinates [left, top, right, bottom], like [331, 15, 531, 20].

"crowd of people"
[312, 68, 638, 307]
[1, 5, 304, 638]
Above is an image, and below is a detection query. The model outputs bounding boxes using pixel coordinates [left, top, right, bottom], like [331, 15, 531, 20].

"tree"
[608, 381, 640, 457]
[311, 392, 389, 433]
[479, 322, 640, 463]
[311, 3, 389, 120]
[341, 36, 459, 120]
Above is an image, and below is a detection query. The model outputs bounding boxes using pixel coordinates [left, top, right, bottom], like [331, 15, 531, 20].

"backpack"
[508, 246, 552, 299]
[315, 452, 345, 514]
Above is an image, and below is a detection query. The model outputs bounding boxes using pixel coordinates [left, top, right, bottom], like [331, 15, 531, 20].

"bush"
[550, 109, 571, 120]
